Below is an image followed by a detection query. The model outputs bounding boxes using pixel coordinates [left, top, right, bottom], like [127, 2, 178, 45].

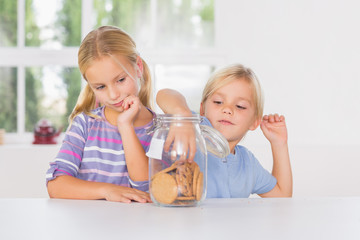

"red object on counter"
[32, 119, 62, 144]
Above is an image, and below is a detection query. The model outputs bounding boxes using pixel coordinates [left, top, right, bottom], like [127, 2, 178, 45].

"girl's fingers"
[120, 191, 150, 203]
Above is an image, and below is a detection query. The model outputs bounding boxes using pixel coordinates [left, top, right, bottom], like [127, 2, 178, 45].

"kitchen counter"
[0, 197, 359, 240]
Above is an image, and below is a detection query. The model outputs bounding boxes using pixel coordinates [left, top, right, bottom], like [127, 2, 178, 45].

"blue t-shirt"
[201, 117, 277, 198]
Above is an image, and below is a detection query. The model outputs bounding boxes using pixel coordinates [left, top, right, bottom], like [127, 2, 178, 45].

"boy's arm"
[156, 89, 196, 161]
[156, 88, 192, 116]
[258, 114, 293, 197]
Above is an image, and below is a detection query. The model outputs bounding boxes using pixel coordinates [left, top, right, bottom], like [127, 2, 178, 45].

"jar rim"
[155, 114, 201, 122]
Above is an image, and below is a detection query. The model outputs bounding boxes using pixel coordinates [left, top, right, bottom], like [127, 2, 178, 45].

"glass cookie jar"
[146, 114, 230, 207]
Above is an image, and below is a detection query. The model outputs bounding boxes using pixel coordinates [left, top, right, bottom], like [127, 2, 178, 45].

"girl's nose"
[108, 86, 120, 100]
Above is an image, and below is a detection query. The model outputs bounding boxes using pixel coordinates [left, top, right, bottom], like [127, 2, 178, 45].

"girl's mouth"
[113, 100, 124, 107]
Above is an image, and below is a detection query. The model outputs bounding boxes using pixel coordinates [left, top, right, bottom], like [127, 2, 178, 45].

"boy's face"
[200, 78, 260, 151]
[85, 55, 141, 113]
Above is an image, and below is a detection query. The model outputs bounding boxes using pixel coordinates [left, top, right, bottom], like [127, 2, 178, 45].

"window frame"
[0, 0, 225, 144]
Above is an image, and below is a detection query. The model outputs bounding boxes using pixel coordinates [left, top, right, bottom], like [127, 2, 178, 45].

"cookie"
[192, 164, 200, 195]
[176, 162, 193, 197]
[151, 173, 178, 204]
[151, 160, 184, 180]
[176, 196, 196, 201]
[195, 172, 204, 201]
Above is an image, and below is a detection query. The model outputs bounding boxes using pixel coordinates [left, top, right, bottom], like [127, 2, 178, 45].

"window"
[0, 0, 222, 144]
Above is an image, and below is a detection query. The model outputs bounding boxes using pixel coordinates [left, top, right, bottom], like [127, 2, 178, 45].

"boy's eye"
[236, 105, 246, 109]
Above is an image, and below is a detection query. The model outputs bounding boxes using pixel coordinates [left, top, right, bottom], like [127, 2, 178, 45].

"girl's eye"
[213, 101, 222, 105]
[117, 77, 126, 83]
[236, 105, 246, 109]
[96, 85, 105, 90]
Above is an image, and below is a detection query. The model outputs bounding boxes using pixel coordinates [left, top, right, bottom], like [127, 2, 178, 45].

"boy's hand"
[164, 122, 196, 162]
[260, 114, 288, 146]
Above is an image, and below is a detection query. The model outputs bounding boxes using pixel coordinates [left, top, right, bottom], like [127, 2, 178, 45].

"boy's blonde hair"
[201, 64, 264, 120]
[70, 26, 152, 122]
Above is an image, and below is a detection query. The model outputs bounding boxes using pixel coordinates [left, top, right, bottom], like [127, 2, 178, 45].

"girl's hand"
[260, 114, 288, 146]
[164, 122, 197, 162]
[103, 185, 152, 203]
[117, 95, 141, 129]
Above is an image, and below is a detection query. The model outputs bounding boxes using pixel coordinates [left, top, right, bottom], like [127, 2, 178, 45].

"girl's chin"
[115, 107, 125, 113]
[107, 105, 124, 113]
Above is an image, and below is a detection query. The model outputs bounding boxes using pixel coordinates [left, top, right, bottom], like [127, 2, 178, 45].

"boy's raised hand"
[260, 114, 288, 146]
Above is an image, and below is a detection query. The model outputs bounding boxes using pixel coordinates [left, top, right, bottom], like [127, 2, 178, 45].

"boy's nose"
[222, 106, 233, 115]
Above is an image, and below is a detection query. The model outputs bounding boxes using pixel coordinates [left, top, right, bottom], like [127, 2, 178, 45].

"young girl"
[156, 64, 293, 198]
[46, 26, 154, 203]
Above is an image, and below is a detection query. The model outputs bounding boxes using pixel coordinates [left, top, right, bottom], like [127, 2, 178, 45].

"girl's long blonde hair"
[201, 64, 264, 120]
[69, 26, 152, 122]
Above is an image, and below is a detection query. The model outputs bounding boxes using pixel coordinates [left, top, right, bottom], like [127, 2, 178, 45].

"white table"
[0, 197, 359, 240]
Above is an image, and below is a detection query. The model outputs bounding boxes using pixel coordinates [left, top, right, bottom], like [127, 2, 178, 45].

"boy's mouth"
[218, 119, 233, 125]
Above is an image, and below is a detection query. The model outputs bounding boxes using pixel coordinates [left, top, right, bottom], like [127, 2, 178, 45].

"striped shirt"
[46, 106, 154, 192]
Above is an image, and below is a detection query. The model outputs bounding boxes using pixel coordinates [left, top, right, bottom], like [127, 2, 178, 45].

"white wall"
[0, 145, 59, 198]
[215, 0, 360, 196]
[216, 0, 360, 145]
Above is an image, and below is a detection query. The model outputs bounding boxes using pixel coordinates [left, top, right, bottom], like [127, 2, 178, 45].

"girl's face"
[85, 55, 141, 112]
[200, 78, 260, 151]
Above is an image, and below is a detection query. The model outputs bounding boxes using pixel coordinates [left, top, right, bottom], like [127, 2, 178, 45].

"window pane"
[0, 0, 17, 46]
[25, 66, 81, 132]
[25, 0, 81, 48]
[94, 0, 152, 48]
[154, 65, 213, 112]
[156, 0, 214, 48]
[0, 67, 17, 132]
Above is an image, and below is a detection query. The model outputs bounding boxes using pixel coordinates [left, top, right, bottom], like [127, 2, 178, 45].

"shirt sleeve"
[248, 150, 277, 194]
[128, 178, 149, 192]
[200, 115, 212, 126]
[45, 113, 88, 184]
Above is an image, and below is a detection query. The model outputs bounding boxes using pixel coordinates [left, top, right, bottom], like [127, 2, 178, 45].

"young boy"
[156, 64, 292, 198]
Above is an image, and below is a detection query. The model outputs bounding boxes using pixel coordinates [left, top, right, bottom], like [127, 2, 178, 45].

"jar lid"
[200, 125, 230, 158]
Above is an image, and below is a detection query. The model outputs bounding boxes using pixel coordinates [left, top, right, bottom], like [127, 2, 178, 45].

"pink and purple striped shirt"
[46, 106, 154, 192]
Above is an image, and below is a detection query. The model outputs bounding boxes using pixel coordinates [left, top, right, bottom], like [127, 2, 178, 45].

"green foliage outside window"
[0, 0, 214, 133]
[0, 0, 17, 46]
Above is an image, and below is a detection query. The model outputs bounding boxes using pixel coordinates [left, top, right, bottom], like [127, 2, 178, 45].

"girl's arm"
[117, 95, 150, 181]
[47, 175, 151, 203]
[258, 114, 293, 197]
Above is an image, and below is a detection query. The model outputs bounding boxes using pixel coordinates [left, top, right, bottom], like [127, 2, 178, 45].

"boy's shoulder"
[200, 115, 212, 126]
[234, 145, 257, 162]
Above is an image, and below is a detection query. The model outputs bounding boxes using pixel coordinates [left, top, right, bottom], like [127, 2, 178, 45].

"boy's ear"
[200, 103, 205, 116]
[249, 117, 261, 131]
[136, 55, 143, 77]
